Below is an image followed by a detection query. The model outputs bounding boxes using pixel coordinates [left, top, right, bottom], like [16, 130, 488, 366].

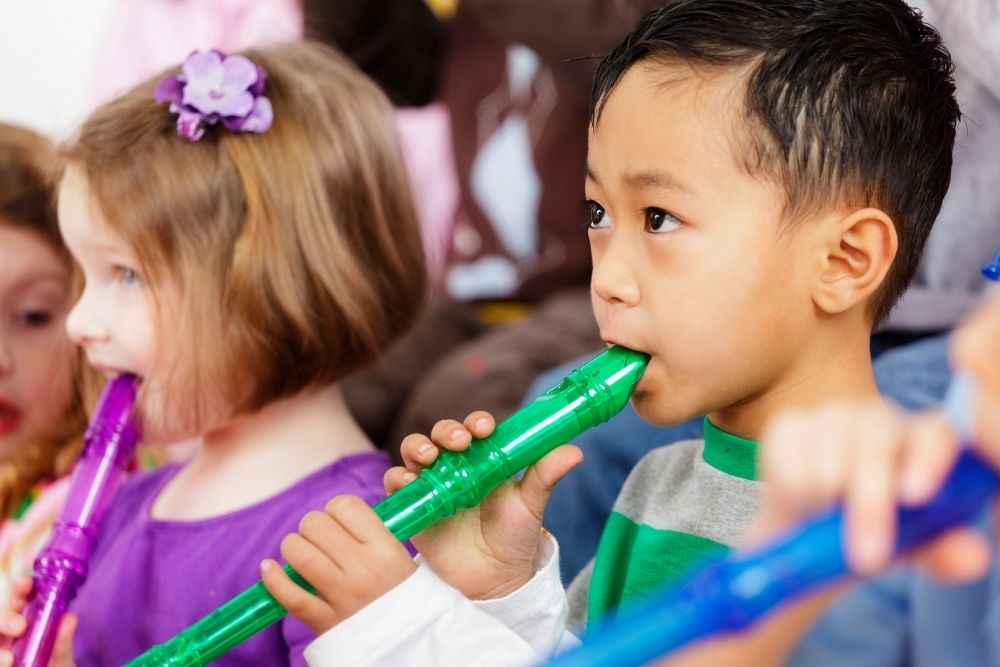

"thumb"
[518, 445, 583, 522]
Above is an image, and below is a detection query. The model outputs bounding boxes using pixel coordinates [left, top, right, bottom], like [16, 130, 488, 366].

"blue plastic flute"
[546, 254, 1000, 667]
[12, 375, 140, 667]
[983, 246, 1000, 281]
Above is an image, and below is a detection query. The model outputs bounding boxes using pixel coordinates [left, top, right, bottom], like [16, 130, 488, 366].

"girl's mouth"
[0, 400, 22, 436]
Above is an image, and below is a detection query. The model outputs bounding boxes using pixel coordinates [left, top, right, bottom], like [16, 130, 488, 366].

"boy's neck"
[708, 324, 881, 441]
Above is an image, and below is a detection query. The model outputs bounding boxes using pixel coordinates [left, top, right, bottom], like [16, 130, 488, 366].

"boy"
[261, 1, 960, 663]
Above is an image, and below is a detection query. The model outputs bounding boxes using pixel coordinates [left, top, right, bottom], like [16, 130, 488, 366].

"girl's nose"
[65, 289, 107, 346]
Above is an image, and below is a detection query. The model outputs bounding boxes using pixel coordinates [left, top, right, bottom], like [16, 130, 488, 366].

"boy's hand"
[0, 577, 77, 667]
[384, 411, 582, 600]
[750, 402, 992, 581]
[260, 496, 416, 634]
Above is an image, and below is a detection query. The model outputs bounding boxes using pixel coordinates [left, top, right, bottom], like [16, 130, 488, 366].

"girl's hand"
[0, 577, 77, 667]
[384, 411, 582, 600]
[750, 402, 992, 582]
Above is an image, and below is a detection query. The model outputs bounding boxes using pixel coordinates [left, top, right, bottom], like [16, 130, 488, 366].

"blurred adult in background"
[301, 0, 448, 106]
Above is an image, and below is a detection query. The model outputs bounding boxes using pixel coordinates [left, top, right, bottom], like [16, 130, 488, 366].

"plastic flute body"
[13, 375, 140, 667]
[126, 345, 649, 667]
[546, 446, 1000, 667]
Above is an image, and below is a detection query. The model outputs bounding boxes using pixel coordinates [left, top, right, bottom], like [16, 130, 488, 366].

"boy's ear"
[813, 208, 898, 315]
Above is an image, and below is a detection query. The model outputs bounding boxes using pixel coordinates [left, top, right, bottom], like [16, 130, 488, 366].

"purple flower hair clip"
[154, 50, 273, 142]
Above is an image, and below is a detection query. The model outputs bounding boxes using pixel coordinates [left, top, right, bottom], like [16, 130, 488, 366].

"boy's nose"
[65, 292, 108, 346]
[591, 237, 640, 307]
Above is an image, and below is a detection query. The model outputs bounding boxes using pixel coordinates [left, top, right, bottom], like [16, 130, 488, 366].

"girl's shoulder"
[239, 450, 393, 536]
[296, 450, 392, 506]
[242, 450, 392, 530]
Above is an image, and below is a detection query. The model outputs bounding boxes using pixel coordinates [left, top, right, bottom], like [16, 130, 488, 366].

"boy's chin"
[630, 393, 699, 428]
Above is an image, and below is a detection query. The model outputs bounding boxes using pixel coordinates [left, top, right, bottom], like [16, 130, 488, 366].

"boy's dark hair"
[592, 0, 960, 325]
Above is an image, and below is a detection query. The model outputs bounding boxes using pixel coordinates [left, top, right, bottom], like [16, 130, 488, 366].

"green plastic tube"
[126, 345, 649, 666]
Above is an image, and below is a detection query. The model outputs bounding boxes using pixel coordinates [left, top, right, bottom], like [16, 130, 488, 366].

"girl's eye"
[644, 207, 682, 234]
[116, 267, 142, 288]
[582, 200, 611, 229]
[14, 309, 53, 328]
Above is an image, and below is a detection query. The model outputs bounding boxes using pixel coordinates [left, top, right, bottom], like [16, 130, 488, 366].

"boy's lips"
[0, 399, 22, 436]
[600, 337, 654, 393]
[601, 336, 649, 355]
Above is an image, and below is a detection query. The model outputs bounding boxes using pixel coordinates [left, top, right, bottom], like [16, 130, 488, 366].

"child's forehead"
[0, 226, 68, 291]
[597, 60, 750, 133]
[588, 61, 759, 185]
[57, 167, 126, 246]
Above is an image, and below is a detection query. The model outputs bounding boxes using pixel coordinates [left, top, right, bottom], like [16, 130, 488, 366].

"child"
[0, 42, 426, 665]
[0, 123, 87, 605]
[260, 1, 961, 664]
[740, 287, 1000, 666]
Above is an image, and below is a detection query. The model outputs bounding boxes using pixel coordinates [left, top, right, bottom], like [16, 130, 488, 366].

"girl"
[0, 123, 87, 604]
[1, 42, 426, 665]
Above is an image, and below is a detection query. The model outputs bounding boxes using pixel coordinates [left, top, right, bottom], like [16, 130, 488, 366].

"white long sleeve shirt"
[303, 535, 575, 667]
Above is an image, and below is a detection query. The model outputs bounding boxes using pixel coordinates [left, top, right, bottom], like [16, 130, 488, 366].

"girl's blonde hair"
[63, 41, 427, 433]
[0, 123, 88, 519]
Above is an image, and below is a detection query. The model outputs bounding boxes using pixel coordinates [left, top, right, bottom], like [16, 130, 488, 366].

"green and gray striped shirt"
[568, 418, 763, 627]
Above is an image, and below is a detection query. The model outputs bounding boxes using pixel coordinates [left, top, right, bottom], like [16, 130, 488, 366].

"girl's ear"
[812, 207, 897, 316]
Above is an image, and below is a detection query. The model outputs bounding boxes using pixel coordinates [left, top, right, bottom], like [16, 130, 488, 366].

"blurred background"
[0, 0, 120, 136]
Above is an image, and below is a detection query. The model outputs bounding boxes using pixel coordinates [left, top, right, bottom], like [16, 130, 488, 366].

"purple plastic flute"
[12, 374, 140, 667]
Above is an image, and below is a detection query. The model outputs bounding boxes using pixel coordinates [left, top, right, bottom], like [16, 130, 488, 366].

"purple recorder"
[12, 374, 140, 667]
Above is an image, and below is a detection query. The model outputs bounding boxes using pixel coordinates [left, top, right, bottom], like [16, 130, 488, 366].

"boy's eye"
[583, 200, 611, 229]
[644, 207, 682, 234]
